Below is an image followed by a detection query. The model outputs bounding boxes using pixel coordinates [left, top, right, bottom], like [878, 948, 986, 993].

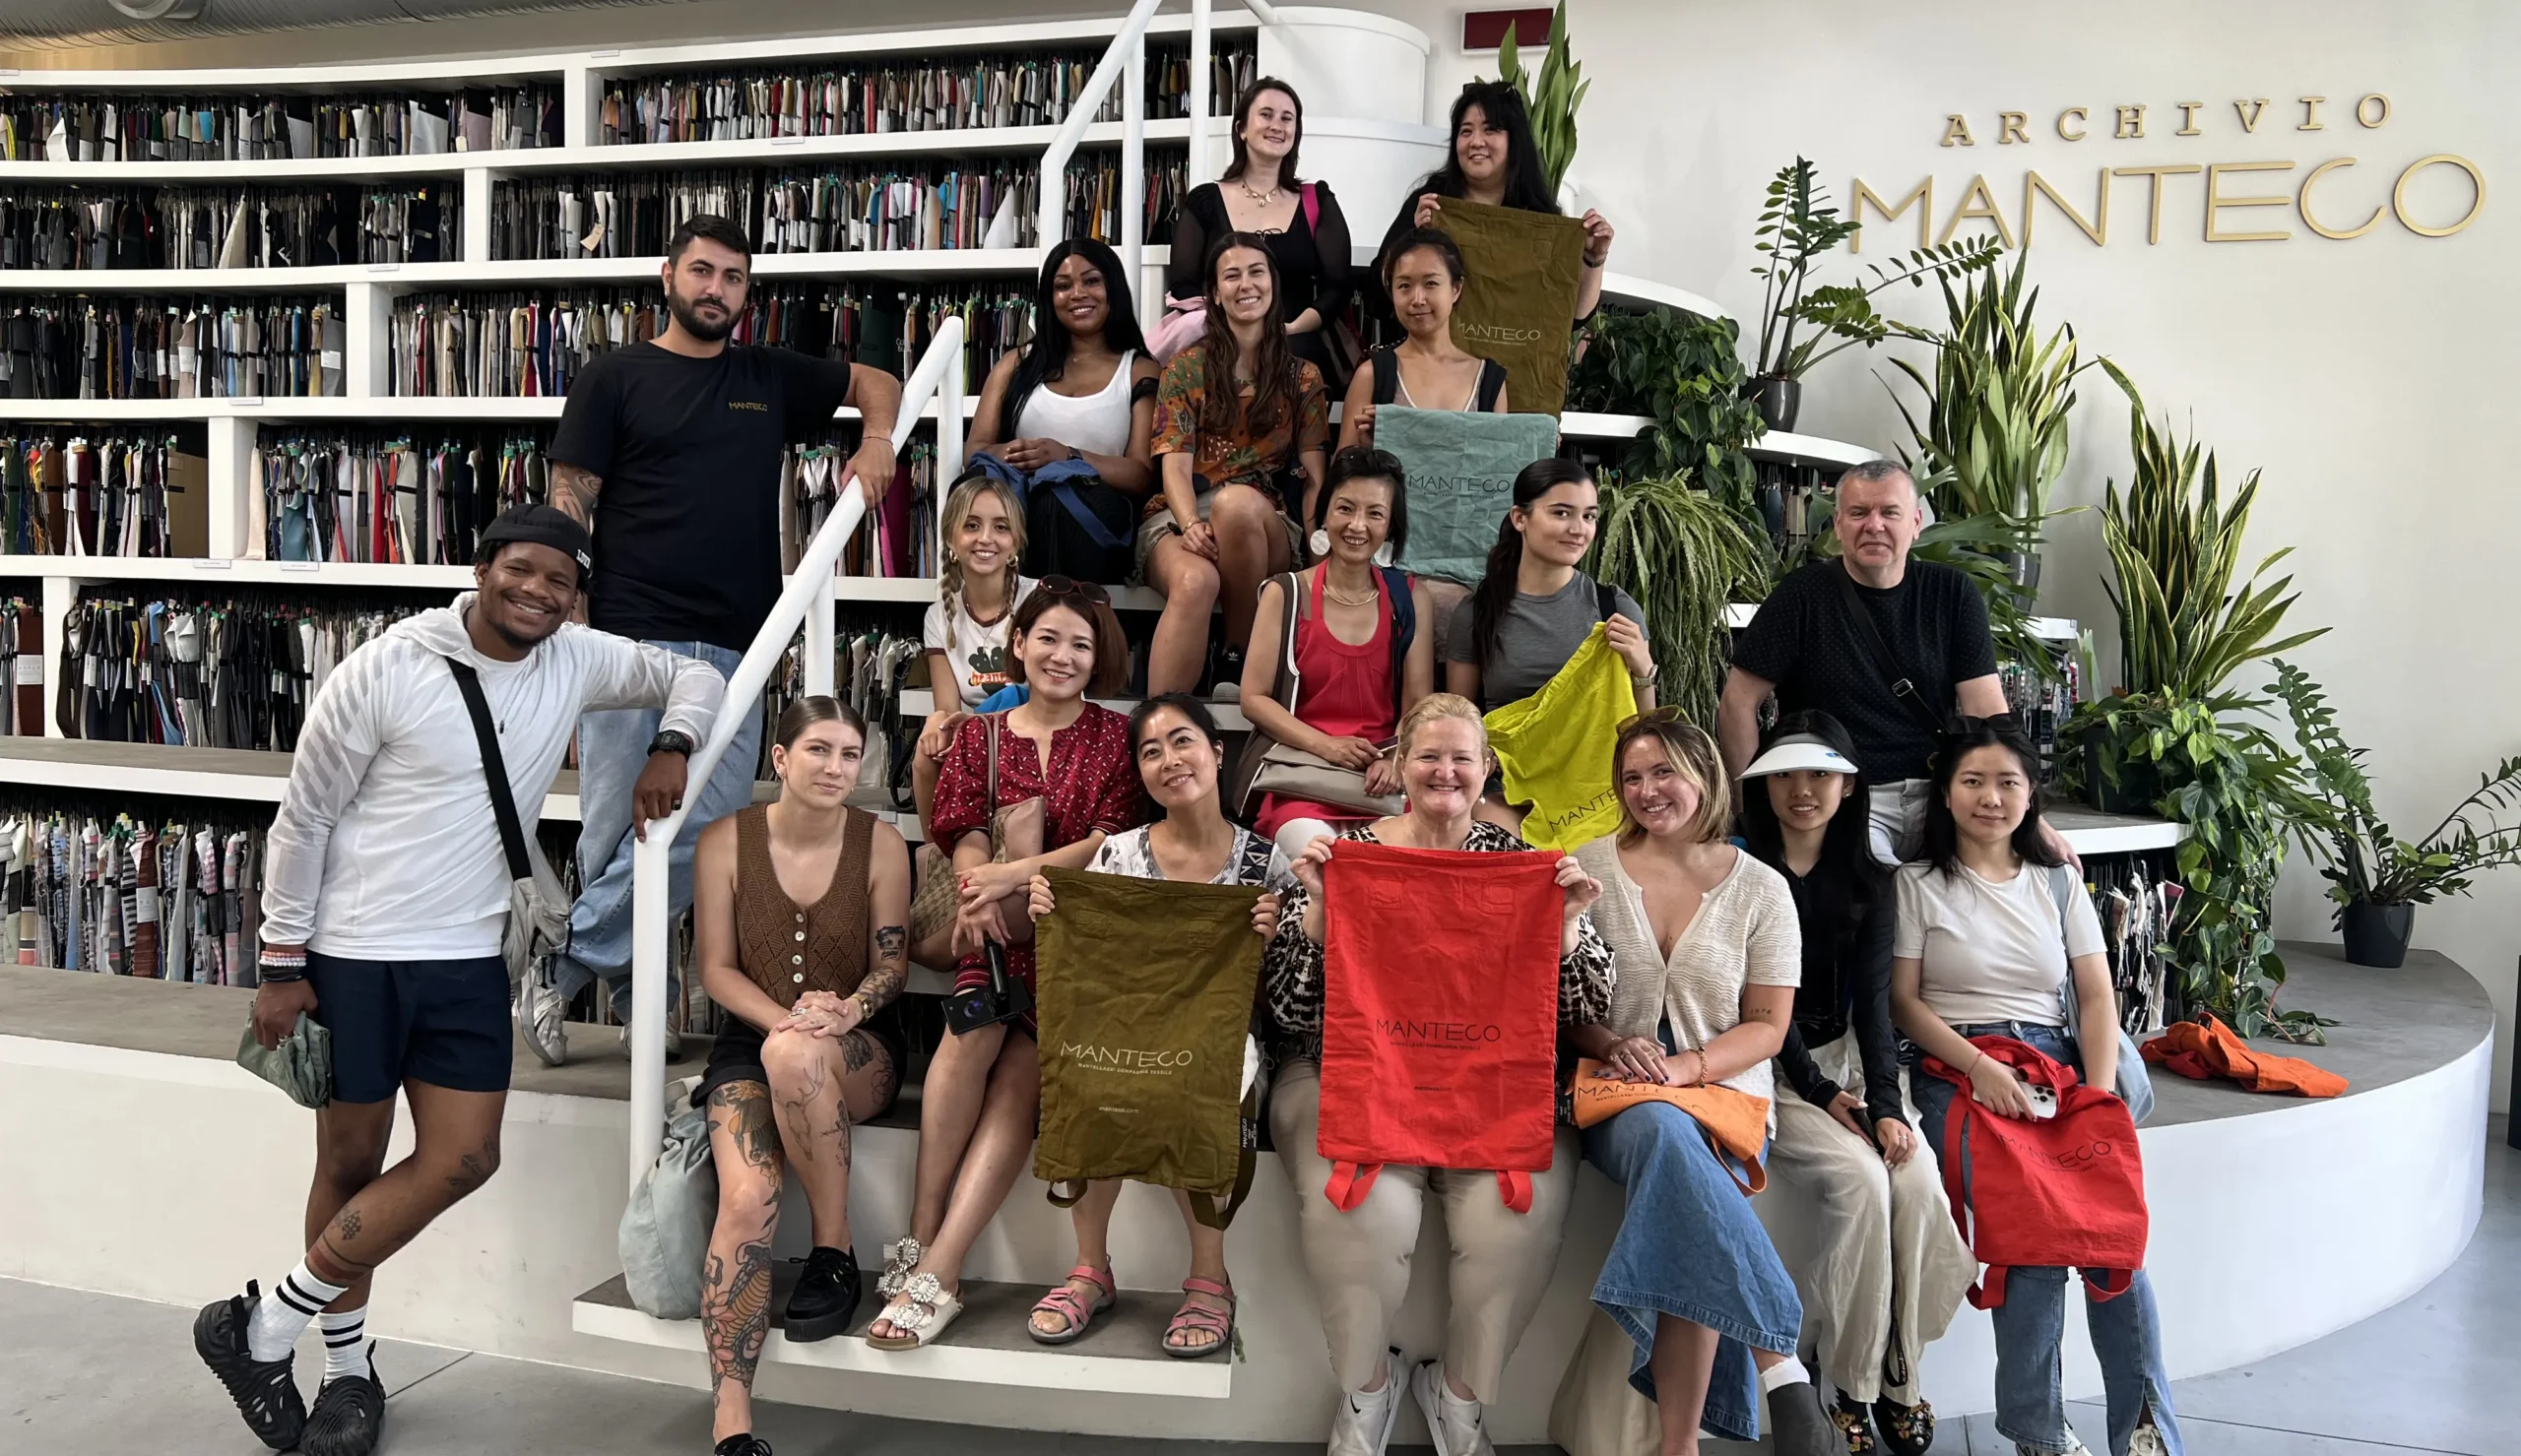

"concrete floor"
[9, 1121, 2511, 1455]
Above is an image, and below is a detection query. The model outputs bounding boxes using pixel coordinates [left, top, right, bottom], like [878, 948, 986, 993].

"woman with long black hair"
[1377, 80, 1615, 326]
[968, 236, 1162, 583]
[1739, 711, 1972, 1456]
[1166, 76, 1351, 379]
[1142, 231, 1330, 697]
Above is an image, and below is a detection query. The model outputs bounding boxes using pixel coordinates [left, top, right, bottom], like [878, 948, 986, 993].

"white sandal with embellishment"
[875, 1235, 924, 1298]
[866, 1272, 963, 1351]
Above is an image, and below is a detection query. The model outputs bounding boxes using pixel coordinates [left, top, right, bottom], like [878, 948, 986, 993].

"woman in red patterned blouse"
[868, 579, 1141, 1351]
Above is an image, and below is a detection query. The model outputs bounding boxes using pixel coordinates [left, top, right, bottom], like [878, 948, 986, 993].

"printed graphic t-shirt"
[552, 340, 857, 652]
[923, 577, 1039, 709]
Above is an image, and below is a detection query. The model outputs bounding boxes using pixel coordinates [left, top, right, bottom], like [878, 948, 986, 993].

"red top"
[1257, 565, 1400, 837]
[931, 703, 1143, 1017]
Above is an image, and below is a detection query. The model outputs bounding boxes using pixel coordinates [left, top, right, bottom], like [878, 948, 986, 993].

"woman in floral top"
[1139, 230, 1331, 696]
[868, 580, 1140, 1354]
[1261, 693, 1612, 1456]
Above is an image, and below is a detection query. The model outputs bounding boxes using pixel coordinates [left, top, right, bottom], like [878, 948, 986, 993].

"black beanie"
[479, 504, 593, 582]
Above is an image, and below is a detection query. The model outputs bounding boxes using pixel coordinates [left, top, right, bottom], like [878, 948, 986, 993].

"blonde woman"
[912, 471, 1037, 829]
[1262, 692, 1611, 1456]
[1564, 711, 1832, 1456]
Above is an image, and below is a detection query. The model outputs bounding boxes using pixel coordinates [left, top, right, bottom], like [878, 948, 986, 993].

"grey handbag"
[445, 657, 570, 985]
[620, 1075, 716, 1318]
[234, 1012, 333, 1109]
[2047, 864, 2156, 1124]
[1228, 571, 1404, 819]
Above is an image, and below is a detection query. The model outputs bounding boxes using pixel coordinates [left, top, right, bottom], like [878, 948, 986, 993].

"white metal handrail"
[625, 316, 968, 1185]
[1036, 0, 1164, 296]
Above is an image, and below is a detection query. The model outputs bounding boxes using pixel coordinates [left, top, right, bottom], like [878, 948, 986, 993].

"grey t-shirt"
[1444, 573, 1644, 707]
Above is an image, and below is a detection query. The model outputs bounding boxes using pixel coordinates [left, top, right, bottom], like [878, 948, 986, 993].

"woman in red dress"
[867, 579, 1140, 1350]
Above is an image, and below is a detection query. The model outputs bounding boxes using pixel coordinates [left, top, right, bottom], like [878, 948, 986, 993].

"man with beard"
[520, 213, 903, 1062]
[195, 506, 725, 1456]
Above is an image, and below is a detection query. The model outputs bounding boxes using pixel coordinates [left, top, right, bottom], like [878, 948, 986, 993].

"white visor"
[1741, 735, 1859, 779]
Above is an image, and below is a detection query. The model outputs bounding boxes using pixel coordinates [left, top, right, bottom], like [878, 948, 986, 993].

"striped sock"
[246, 1260, 349, 1363]
[320, 1307, 372, 1382]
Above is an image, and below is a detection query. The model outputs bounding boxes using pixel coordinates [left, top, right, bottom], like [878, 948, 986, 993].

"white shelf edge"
[1598, 271, 1731, 323]
[0, 249, 1049, 292]
[0, 395, 978, 422]
[0, 747, 583, 822]
[1554, 415, 1882, 474]
[568, 1288, 1232, 1399]
[2058, 821, 2186, 855]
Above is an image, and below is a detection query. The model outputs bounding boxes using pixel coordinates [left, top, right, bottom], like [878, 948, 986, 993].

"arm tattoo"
[858, 924, 908, 1011]
[549, 462, 604, 529]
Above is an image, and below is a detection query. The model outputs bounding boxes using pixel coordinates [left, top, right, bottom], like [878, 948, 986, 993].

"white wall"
[11, 0, 2511, 1105]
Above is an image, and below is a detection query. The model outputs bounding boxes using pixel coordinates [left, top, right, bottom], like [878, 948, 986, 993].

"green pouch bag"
[1439, 196, 1591, 417]
[235, 1012, 333, 1109]
[1373, 405, 1562, 587]
[1035, 868, 1265, 1229]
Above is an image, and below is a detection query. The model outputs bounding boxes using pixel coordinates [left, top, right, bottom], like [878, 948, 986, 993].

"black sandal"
[1873, 1395, 1936, 1456]
[301, 1351, 386, 1456]
[1830, 1391, 1878, 1453]
[192, 1282, 308, 1451]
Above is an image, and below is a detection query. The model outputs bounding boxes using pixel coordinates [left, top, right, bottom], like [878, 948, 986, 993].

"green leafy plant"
[1566, 308, 1764, 512]
[1890, 250, 2088, 531]
[2272, 659, 2521, 916]
[2064, 364, 2332, 1039]
[1493, 2, 1585, 196]
[1587, 475, 1773, 728]
[2060, 691, 2330, 1040]
[2096, 360, 2323, 704]
[1750, 157, 2001, 382]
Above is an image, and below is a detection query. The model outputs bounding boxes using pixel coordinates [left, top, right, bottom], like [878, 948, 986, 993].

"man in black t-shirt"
[518, 214, 902, 1064]
[1722, 460, 2043, 864]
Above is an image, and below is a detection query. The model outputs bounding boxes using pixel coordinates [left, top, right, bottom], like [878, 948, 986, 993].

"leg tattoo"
[700, 1234, 775, 1397]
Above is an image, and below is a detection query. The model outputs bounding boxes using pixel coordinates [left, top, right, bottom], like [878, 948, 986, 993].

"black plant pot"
[2341, 901, 2416, 969]
[1743, 375, 1802, 434]
[2078, 725, 2161, 815]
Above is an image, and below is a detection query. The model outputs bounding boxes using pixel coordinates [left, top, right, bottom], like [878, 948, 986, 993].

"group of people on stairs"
[185, 70, 2182, 1456]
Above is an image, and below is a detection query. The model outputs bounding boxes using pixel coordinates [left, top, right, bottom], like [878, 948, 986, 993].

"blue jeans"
[1910, 1021, 2183, 1456]
[1583, 1102, 1803, 1445]
[549, 639, 761, 1022]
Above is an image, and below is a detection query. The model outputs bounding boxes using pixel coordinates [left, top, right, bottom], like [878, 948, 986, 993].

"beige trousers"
[1758, 1035, 1976, 1404]
[1269, 1057, 1580, 1402]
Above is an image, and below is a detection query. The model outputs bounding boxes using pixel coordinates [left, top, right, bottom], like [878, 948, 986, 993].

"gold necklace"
[1238, 180, 1282, 207]
[1325, 582, 1378, 607]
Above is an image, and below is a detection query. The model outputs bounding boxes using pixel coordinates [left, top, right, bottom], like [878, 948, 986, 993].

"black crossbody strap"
[443, 657, 532, 881]
[1832, 567, 1945, 733]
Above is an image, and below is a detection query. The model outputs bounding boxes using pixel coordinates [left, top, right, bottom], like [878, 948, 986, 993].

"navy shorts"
[306, 951, 513, 1105]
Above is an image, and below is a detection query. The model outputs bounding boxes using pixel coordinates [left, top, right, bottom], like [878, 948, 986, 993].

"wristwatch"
[648, 729, 694, 758]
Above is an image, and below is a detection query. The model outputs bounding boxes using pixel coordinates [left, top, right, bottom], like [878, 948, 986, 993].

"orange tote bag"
[1317, 841, 1564, 1212]
[1566, 1059, 1773, 1193]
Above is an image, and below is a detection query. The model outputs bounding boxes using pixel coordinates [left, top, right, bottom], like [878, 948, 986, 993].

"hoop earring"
[1308, 529, 1331, 558]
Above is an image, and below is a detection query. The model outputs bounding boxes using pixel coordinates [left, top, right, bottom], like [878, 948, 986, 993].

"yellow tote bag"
[1482, 623, 1638, 851]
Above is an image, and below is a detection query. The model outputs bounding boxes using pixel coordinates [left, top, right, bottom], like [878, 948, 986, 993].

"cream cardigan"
[1576, 836, 1803, 1103]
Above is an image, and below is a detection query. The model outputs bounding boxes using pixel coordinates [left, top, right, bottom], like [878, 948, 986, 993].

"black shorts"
[693, 1009, 908, 1120]
[306, 951, 513, 1105]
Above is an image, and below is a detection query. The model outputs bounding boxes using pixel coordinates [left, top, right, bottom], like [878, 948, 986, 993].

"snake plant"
[1494, 1, 1585, 196]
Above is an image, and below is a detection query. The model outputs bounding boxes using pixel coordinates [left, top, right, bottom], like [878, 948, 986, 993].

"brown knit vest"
[734, 803, 872, 1009]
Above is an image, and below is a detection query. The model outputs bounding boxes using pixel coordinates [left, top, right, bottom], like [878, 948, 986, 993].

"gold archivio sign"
[1852, 95, 2483, 248]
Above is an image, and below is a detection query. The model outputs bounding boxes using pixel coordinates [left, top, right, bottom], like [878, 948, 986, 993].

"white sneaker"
[2129, 1417, 2171, 1456]
[1326, 1348, 1405, 1456]
[2015, 1437, 2092, 1456]
[515, 967, 569, 1067]
[1409, 1359, 1494, 1456]
[618, 1019, 683, 1061]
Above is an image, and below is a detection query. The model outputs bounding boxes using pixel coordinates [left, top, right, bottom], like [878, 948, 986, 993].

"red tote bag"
[1921, 1036, 2150, 1309]
[1317, 841, 1564, 1213]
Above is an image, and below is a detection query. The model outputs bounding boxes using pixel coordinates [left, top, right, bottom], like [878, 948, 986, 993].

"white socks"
[1758, 1355, 1814, 1393]
[247, 1259, 349, 1363]
[321, 1308, 373, 1382]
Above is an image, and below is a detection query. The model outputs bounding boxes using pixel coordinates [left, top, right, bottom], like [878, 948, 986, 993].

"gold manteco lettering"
[2204, 160, 2295, 242]
[2023, 168, 2109, 249]
[2110, 163, 2203, 245]
[2114, 104, 2146, 140]
[2175, 101, 2204, 137]
[2234, 98, 2270, 134]
[2298, 95, 2327, 131]
[1939, 174, 2016, 248]
[1998, 111, 2030, 145]
[2357, 94, 2391, 129]
[1060, 1043, 1196, 1069]
[2392, 154, 2486, 237]
[2297, 158, 2386, 239]
[1941, 113, 1975, 147]
[1850, 177, 1933, 252]
[2056, 106, 2089, 142]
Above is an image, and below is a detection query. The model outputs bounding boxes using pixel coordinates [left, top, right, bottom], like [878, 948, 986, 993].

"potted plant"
[2061, 363, 2331, 1036]
[1586, 474, 1773, 728]
[1888, 251, 2087, 594]
[1745, 158, 1999, 433]
[1493, 1, 1585, 197]
[2271, 660, 2521, 968]
[1566, 306, 1765, 510]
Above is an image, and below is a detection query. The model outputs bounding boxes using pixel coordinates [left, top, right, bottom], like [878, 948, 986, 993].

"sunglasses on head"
[1034, 574, 1111, 606]
[1616, 705, 1691, 734]
[1942, 712, 2024, 736]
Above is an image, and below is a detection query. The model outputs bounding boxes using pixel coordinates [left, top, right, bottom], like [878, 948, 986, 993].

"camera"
[942, 939, 1034, 1036]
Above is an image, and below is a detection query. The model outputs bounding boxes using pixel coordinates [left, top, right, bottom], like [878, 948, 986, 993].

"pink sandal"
[1027, 1264, 1116, 1346]
[1163, 1277, 1236, 1360]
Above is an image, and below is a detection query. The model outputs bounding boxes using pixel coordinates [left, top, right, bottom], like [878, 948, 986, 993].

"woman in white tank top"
[969, 239, 1163, 581]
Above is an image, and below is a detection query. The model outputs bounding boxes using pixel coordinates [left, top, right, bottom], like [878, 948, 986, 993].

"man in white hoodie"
[191, 505, 724, 1456]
